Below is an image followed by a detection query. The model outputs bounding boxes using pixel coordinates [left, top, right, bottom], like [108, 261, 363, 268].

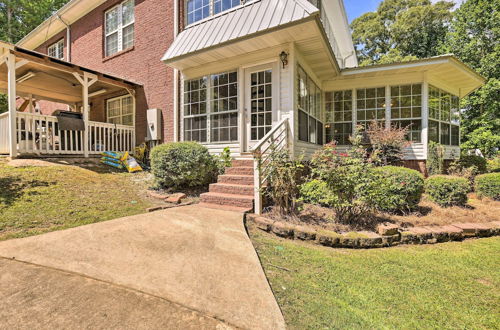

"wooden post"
[73, 72, 97, 158]
[6, 53, 17, 158]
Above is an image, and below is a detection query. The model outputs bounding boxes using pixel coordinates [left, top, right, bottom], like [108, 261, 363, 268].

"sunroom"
[0, 41, 138, 158]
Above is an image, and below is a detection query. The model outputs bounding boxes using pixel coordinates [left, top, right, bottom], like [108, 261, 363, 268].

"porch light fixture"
[16, 71, 36, 84]
[279, 51, 289, 69]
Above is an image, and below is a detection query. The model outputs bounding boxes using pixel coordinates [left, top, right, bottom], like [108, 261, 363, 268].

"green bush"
[150, 142, 218, 189]
[454, 155, 487, 174]
[487, 157, 500, 173]
[475, 173, 500, 200]
[299, 179, 337, 207]
[425, 175, 469, 207]
[373, 166, 424, 213]
[427, 141, 445, 175]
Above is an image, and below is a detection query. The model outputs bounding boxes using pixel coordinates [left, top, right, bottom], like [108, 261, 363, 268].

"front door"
[244, 64, 276, 151]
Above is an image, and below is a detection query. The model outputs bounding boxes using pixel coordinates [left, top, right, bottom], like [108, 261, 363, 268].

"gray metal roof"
[162, 0, 319, 63]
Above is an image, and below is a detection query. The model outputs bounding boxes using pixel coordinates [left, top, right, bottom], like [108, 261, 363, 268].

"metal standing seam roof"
[162, 0, 320, 63]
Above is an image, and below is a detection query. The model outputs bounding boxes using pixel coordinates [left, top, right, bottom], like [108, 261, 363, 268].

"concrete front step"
[200, 192, 254, 209]
[209, 183, 254, 196]
[225, 166, 254, 175]
[218, 174, 254, 185]
[232, 159, 254, 168]
[198, 203, 253, 213]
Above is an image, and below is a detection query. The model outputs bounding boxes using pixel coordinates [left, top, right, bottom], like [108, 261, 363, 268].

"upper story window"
[48, 39, 64, 60]
[186, 0, 242, 25]
[105, 0, 135, 57]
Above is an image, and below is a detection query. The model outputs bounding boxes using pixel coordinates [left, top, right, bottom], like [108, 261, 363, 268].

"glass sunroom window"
[390, 84, 422, 142]
[429, 85, 460, 145]
[186, 0, 242, 25]
[297, 65, 323, 145]
[356, 87, 385, 128]
[325, 90, 352, 145]
[183, 71, 238, 143]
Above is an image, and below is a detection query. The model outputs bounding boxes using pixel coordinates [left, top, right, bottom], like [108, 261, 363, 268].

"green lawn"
[249, 225, 500, 329]
[0, 160, 153, 241]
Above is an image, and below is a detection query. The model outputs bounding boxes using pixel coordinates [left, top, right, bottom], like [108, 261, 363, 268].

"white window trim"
[428, 84, 460, 146]
[297, 65, 323, 145]
[48, 39, 65, 60]
[106, 95, 134, 126]
[184, 0, 244, 27]
[105, 0, 135, 57]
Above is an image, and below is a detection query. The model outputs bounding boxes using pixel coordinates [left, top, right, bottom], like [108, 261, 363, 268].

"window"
[297, 65, 323, 144]
[429, 85, 460, 145]
[250, 70, 272, 140]
[390, 84, 422, 142]
[48, 39, 64, 60]
[107, 95, 134, 126]
[105, 0, 135, 57]
[325, 90, 352, 145]
[356, 87, 385, 128]
[186, 0, 242, 25]
[183, 71, 238, 143]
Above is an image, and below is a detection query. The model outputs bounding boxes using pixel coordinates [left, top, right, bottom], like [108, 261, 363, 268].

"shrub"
[461, 127, 500, 158]
[150, 142, 218, 189]
[373, 166, 424, 213]
[487, 157, 500, 173]
[475, 173, 500, 200]
[299, 179, 337, 207]
[425, 175, 469, 207]
[427, 142, 445, 175]
[454, 155, 487, 174]
[264, 148, 305, 215]
[214, 146, 232, 174]
[365, 121, 411, 166]
[310, 142, 382, 224]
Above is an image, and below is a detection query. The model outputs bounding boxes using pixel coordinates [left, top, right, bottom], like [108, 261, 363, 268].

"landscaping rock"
[400, 232, 418, 244]
[317, 232, 341, 247]
[377, 223, 400, 236]
[294, 226, 317, 241]
[271, 222, 295, 238]
[451, 223, 479, 237]
[148, 190, 169, 200]
[166, 193, 187, 204]
[146, 206, 163, 212]
[440, 225, 464, 241]
[252, 216, 274, 232]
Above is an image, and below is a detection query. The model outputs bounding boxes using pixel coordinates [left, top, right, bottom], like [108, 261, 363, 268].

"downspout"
[57, 14, 71, 62]
[173, 0, 179, 142]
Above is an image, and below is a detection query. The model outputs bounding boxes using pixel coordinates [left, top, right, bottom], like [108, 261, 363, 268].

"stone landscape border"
[246, 214, 500, 249]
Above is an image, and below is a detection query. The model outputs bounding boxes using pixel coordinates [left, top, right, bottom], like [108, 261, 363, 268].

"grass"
[249, 225, 500, 329]
[0, 159, 154, 241]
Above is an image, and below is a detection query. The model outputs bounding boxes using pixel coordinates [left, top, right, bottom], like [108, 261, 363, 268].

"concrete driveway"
[0, 205, 285, 330]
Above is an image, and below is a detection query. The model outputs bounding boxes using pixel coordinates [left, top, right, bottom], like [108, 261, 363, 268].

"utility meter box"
[146, 108, 162, 141]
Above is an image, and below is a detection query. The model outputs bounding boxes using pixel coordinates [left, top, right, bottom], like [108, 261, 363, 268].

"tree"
[444, 0, 500, 152]
[0, 0, 70, 113]
[351, 0, 454, 66]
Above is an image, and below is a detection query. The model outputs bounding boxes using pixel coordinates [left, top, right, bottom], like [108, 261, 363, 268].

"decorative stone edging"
[246, 214, 500, 249]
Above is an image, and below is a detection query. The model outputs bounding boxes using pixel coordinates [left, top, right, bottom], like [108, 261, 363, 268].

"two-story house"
[0, 0, 486, 211]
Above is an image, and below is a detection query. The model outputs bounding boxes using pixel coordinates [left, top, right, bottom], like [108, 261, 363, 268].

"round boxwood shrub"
[475, 173, 500, 200]
[150, 142, 218, 189]
[373, 166, 424, 213]
[425, 175, 469, 207]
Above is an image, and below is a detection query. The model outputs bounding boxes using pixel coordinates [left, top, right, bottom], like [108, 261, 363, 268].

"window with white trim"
[390, 84, 422, 142]
[186, 0, 242, 25]
[48, 39, 64, 60]
[356, 87, 385, 128]
[107, 95, 134, 126]
[297, 65, 323, 145]
[325, 90, 352, 145]
[428, 85, 460, 146]
[183, 71, 238, 143]
[105, 0, 135, 57]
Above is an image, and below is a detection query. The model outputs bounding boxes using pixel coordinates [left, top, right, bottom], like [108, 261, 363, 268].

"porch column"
[422, 74, 429, 159]
[73, 72, 97, 158]
[6, 53, 17, 158]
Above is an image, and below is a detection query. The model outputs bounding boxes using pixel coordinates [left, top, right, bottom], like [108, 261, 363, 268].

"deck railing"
[0, 113, 9, 154]
[251, 118, 290, 215]
[13, 112, 134, 155]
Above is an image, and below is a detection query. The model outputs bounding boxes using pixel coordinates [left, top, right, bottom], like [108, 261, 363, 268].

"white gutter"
[57, 14, 71, 62]
[173, 0, 179, 142]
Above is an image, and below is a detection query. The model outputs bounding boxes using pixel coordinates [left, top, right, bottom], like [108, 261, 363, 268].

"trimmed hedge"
[150, 142, 218, 189]
[425, 175, 469, 207]
[475, 173, 500, 200]
[454, 155, 488, 174]
[373, 166, 424, 213]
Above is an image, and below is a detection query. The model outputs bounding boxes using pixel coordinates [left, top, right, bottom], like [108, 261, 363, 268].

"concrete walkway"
[0, 205, 285, 330]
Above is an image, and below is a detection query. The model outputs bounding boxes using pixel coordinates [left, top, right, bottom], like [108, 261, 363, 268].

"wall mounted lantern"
[279, 51, 289, 69]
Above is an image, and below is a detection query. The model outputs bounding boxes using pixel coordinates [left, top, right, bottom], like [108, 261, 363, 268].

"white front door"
[244, 63, 277, 152]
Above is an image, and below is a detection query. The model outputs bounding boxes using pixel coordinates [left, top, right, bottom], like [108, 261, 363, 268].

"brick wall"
[35, 0, 177, 144]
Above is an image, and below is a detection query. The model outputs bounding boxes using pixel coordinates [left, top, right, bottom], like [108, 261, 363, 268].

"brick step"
[218, 174, 254, 185]
[225, 166, 254, 175]
[232, 159, 254, 168]
[200, 192, 254, 209]
[198, 203, 252, 213]
[209, 183, 254, 196]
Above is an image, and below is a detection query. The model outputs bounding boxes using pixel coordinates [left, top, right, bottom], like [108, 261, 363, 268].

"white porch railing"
[251, 118, 290, 215]
[12, 112, 134, 156]
[0, 113, 9, 154]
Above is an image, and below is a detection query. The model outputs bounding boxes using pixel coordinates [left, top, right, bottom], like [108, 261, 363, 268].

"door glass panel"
[250, 69, 272, 140]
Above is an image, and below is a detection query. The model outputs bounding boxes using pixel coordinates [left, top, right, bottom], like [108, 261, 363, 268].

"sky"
[344, 0, 466, 23]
